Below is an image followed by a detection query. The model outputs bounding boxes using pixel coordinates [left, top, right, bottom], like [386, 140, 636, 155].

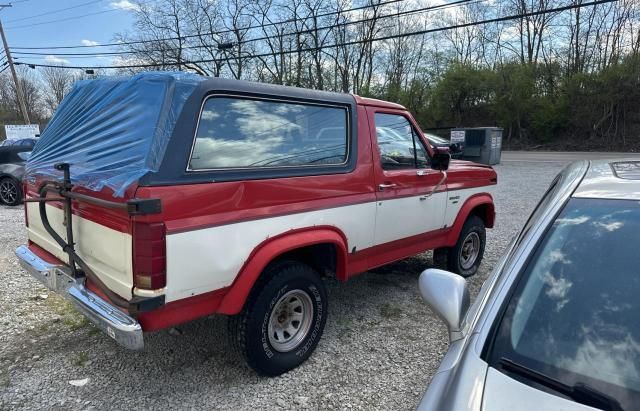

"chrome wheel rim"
[459, 232, 480, 270]
[0, 180, 17, 204]
[268, 289, 314, 353]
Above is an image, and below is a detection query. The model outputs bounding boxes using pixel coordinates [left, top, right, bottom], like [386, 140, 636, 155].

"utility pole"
[0, 4, 30, 124]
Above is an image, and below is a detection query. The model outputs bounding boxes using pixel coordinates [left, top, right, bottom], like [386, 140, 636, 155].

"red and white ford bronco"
[16, 73, 496, 376]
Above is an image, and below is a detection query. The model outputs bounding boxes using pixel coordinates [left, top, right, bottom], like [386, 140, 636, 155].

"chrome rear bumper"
[15, 245, 144, 350]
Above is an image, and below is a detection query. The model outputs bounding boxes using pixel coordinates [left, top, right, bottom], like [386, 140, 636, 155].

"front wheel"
[0, 177, 22, 206]
[228, 260, 328, 376]
[445, 215, 486, 277]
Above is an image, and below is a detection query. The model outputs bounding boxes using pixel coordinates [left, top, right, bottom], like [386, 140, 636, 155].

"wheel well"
[0, 174, 17, 181]
[469, 203, 495, 228]
[270, 243, 337, 278]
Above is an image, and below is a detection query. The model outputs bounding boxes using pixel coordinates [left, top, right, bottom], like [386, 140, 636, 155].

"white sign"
[491, 130, 502, 149]
[450, 130, 465, 144]
[5, 124, 40, 140]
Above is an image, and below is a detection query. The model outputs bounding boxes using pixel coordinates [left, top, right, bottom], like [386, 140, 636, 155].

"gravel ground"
[0, 160, 566, 411]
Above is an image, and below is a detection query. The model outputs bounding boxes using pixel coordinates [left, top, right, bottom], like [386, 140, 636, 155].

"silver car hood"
[482, 368, 599, 411]
[417, 334, 487, 411]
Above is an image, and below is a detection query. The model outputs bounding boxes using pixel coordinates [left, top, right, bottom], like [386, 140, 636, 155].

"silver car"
[0, 146, 30, 206]
[418, 159, 640, 411]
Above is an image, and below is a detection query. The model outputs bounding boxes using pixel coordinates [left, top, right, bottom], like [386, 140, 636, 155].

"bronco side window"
[188, 97, 349, 170]
[374, 113, 429, 170]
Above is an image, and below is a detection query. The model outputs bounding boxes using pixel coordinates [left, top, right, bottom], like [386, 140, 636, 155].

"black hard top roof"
[192, 76, 356, 105]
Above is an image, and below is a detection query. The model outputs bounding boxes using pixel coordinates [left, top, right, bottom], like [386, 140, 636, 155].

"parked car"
[0, 146, 30, 205]
[15, 73, 497, 376]
[426, 133, 463, 158]
[0, 137, 38, 149]
[418, 159, 640, 410]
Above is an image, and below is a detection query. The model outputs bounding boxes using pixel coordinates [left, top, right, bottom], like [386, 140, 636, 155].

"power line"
[13, 50, 135, 57]
[6, 7, 120, 30]
[14, 0, 618, 71]
[10, 0, 480, 58]
[9, 0, 408, 49]
[5, 0, 104, 24]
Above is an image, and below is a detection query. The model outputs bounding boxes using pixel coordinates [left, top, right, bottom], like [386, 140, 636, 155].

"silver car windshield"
[17, 152, 30, 161]
[488, 198, 640, 408]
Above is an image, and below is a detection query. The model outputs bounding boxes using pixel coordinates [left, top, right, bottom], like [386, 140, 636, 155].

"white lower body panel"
[165, 186, 491, 303]
[165, 201, 377, 302]
[26, 203, 134, 300]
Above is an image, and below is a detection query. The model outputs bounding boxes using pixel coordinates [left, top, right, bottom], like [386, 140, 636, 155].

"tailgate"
[26, 194, 134, 300]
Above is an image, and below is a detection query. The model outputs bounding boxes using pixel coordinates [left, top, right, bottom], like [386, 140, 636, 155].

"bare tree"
[508, 0, 557, 65]
[219, 0, 253, 79]
[0, 68, 44, 122]
[40, 66, 76, 113]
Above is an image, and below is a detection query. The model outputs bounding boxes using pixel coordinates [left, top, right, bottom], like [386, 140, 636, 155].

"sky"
[1, 0, 139, 68]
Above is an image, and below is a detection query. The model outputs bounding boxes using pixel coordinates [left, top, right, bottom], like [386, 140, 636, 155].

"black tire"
[228, 260, 328, 376]
[432, 247, 448, 268]
[446, 215, 486, 277]
[0, 177, 22, 206]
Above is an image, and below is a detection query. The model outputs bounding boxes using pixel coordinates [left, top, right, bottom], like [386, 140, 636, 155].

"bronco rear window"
[188, 97, 348, 170]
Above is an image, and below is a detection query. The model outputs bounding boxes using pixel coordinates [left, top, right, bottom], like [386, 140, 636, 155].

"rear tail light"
[133, 222, 166, 290]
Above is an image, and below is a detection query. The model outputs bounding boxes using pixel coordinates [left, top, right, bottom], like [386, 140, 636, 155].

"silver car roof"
[573, 158, 640, 200]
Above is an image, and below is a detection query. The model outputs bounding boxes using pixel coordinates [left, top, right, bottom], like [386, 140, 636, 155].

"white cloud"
[557, 332, 640, 390]
[542, 271, 572, 311]
[110, 0, 140, 11]
[595, 221, 624, 232]
[501, 26, 520, 42]
[44, 55, 70, 65]
[555, 215, 590, 226]
[111, 55, 146, 67]
[81, 39, 99, 47]
[190, 136, 285, 169]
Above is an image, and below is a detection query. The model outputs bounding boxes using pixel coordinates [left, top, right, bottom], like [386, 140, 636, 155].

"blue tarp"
[26, 72, 204, 197]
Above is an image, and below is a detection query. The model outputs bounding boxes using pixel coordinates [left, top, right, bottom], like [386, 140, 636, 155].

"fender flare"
[444, 193, 495, 246]
[216, 226, 348, 315]
[0, 173, 20, 182]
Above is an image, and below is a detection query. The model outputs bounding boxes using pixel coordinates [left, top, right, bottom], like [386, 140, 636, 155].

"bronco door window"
[188, 97, 349, 170]
[373, 113, 429, 170]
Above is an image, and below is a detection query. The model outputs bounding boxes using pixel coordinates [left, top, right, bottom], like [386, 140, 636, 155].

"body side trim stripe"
[165, 181, 495, 234]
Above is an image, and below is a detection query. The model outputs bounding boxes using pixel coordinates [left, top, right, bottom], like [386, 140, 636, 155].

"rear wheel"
[0, 177, 22, 206]
[447, 215, 486, 277]
[228, 260, 328, 376]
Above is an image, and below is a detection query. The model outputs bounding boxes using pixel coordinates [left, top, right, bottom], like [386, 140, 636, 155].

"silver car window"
[488, 198, 640, 408]
[17, 152, 31, 161]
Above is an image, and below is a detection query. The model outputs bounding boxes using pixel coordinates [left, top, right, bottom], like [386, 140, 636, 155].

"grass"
[335, 317, 352, 328]
[88, 327, 102, 336]
[379, 303, 403, 319]
[72, 351, 89, 367]
[44, 294, 89, 331]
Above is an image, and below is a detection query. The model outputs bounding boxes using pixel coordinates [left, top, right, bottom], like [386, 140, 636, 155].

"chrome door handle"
[378, 183, 397, 191]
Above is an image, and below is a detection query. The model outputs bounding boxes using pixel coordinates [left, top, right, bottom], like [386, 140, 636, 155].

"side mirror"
[418, 268, 470, 342]
[431, 148, 450, 171]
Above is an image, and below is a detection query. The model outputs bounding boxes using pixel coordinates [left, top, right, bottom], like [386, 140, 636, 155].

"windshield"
[426, 134, 449, 145]
[488, 198, 640, 408]
[17, 151, 31, 161]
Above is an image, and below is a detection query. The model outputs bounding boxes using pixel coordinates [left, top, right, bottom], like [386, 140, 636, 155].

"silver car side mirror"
[419, 268, 470, 342]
